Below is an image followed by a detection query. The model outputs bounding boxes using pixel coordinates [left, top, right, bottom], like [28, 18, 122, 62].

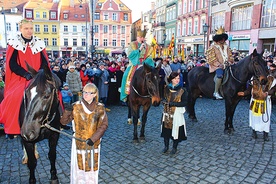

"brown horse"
[187, 49, 268, 134]
[127, 63, 161, 143]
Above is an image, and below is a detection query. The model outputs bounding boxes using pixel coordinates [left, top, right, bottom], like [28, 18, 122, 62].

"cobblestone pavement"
[0, 98, 276, 184]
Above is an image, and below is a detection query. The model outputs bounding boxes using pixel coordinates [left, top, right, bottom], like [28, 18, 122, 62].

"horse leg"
[224, 97, 240, 134]
[132, 106, 139, 143]
[139, 105, 150, 142]
[23, 141, 37, 184]
[127, 103, 132, 124]
[48, 133, 60, 184]
[188, 90, 200, 122]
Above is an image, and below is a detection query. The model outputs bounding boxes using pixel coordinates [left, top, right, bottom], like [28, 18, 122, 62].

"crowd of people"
[0, 18, 276, 183]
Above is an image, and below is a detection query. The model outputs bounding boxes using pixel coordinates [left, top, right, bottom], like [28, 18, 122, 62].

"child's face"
[64, 86, 69, 89]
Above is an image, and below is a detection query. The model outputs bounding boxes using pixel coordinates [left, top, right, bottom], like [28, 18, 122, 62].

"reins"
[131, 71, 154, 98]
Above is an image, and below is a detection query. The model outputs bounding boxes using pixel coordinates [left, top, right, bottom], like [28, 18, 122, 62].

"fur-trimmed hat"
[213, 26, 228, 42]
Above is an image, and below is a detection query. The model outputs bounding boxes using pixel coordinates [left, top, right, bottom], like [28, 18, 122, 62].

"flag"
[151, 35, 158, 59]
[181, 45, 185, 61]
[168, 33, 175, 57]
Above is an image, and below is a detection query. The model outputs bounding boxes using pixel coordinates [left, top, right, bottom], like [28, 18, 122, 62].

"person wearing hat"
[206, 26, 234, 100]
[66, 62, 82, 103]
[238, 63, 276, 141]
[120, 29, 155, 102]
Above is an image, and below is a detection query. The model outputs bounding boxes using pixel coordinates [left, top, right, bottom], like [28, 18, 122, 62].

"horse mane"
[29, 69, 61, 92]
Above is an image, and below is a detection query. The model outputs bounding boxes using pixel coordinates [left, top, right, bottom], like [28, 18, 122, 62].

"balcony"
[153, 22, 165, 28]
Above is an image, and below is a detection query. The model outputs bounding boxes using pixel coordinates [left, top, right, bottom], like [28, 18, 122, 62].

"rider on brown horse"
[206, 26, 234, 100]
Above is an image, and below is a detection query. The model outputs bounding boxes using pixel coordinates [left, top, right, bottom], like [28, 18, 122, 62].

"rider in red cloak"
[0, 19, 49, 136]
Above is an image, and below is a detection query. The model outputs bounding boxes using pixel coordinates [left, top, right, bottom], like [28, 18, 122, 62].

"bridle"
[131, 71, 156, 98]
[229, 55, 264, 84]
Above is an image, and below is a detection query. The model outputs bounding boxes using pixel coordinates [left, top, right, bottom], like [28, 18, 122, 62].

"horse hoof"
[127, 118, 132, 124]
[191, 118, 198, 122]
[50, 179, 59, 184]
[138, 119, 141, 126]
[224, 129, 229, 134]
[140, 137, 145, 142]
[132, 139, 139, 143]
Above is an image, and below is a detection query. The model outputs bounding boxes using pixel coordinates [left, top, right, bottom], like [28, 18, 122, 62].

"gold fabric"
[73, 103, 104, 171]
[162, 88, 184, 129]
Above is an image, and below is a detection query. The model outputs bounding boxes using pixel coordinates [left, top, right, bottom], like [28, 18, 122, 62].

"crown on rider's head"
[215, 26, 225, 35]
[19, 18, 33, 26]
[137, 29, 147, 38]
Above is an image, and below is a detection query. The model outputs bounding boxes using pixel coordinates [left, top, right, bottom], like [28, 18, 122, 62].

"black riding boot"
[162, 138, 169, 153]
[263, 132, 269, 141]
[170, 140, 178, 154]
[252, 130, 257, 139]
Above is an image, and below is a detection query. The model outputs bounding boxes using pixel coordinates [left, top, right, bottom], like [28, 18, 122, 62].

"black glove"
[169, 102, 177, 107]
[64, 103, 73, 111]
[86, 138, 94, 146]
[24, 73, 33, 81]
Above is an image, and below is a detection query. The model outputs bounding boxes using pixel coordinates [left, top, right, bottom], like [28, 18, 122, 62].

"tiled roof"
[25, 0, 57, 10]
[0, 0, 29, 10]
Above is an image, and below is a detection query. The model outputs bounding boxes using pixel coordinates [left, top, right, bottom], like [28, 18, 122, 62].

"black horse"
[20, 63, 61, 184]
[187, 49, 268, 134]
[127, 63, 161, 142]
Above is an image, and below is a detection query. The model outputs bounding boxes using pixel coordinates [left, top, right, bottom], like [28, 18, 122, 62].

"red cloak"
[0, 45, 48, 134]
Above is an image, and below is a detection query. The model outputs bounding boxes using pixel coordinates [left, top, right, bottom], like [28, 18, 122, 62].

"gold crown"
[215, 26, 225, 35]
[137, 29, 147, 37]
[19, 18, 33, 25]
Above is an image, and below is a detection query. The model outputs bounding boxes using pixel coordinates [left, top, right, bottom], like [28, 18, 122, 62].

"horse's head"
[249, 49, 268, 85]
[20, 63, 60, 141]
[144, 62, 161, 106]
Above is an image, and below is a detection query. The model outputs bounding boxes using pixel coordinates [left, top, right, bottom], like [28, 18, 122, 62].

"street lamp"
[203, 23, 209, 55]
[1, 7, 7, 49]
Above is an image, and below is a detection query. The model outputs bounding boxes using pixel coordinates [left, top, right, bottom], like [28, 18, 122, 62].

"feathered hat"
[213, 26, 228, 42]
[137, 29, 147, 38]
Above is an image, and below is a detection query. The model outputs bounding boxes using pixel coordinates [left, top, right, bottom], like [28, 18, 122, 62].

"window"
[73, 39, 77, 46]
[35, 25, 40, 32]
[121, 26, 125, 34]
[52, 25, 57, 33]
[36, 11, 40, 18]
[64, 38, 68, 46]
[81, 38, 86, 46]
[261, 0, 276, 27]
[64, 13, 68, 19]
[195, 0, 199, 10]
[188, 0, 193, 12]
[121, 40, 125, 48]
[231, 4, 252, 31]
[26, 10, 32, 18]
[52, 38, 57, 46]
[44, 25, 48, 33]
[64, 25, 68, 32]
[16, 23, 19, 31]
[74, 14, 78, 18]
[103, 39, 108, 46]
[112, 26, 117, 34]
[50, 12, 56, 19]
[123, 13, 128, 21]
[112, 13, 117, 21]
[44, 38, 48, 46]
[182, 22, 186, 35]
[95, 12, 100, 20]
[194, 20, 198, 35]
[188, 21, 192, 35]
[104, 13, 108, 20]
[94, 25, 99, 33]
[212, 11, 225, 31]
[95, 38, 99, 46]
[6, 23, 11, 31]
[112, 39, 117, 46]
[43, 12, 47, 18]
[73, 26, 77, 32]
[183, 0, 187, 14]
[104, 25, 108, 33]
